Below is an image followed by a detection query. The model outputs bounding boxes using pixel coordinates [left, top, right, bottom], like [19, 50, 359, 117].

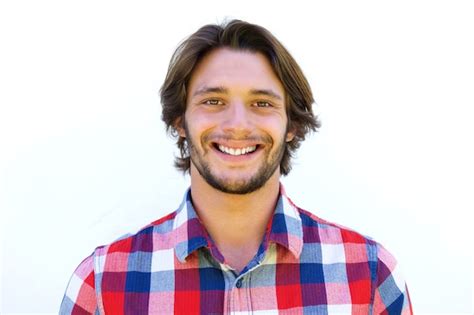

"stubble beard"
[185, 126, 287, 195]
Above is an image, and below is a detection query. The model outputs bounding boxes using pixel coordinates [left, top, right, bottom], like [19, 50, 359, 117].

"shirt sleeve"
[59, 253, 99, 315]
[372, 243, 413, 314]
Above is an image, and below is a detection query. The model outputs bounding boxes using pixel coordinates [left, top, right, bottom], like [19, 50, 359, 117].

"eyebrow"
[192, 86, 228, 97]
[192, 86, 283, 101]
[249, 88, 283, 101]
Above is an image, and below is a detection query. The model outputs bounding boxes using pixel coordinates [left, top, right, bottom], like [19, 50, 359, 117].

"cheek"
[184, 113, 216, 142]
[262, 116, 289, 138]
[186, 110, 217, 129]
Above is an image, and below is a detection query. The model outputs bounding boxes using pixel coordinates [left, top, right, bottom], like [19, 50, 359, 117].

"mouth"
[212, 143, 261, 156]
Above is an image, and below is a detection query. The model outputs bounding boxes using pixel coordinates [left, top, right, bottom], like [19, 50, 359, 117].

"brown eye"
[204, 99, 223, 105]
[254, 101, 272, 108]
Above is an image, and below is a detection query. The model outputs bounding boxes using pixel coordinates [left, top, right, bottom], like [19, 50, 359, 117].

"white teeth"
[217, 144, 257, 156]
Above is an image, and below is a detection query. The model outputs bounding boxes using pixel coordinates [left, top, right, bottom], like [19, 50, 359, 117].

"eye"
[203, 99, 224, 106]
[253, 101, 272, 108]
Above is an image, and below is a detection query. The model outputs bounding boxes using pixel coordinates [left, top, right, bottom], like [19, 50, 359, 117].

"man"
[60, 20, 412, 314]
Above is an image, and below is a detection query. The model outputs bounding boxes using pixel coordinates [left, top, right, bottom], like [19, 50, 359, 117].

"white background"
[1, 1, 473, 314]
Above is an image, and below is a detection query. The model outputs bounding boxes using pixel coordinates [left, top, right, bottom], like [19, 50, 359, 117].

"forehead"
[187, 48, 284, 95]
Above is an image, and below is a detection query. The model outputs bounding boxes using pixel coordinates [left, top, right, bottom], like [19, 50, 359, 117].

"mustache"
[203, 133, 273, 144]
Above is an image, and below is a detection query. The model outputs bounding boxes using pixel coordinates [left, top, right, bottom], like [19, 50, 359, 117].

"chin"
[204, 171, 274, 195]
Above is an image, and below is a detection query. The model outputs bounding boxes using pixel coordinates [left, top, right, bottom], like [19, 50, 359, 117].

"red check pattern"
[60, 185, 412, 314]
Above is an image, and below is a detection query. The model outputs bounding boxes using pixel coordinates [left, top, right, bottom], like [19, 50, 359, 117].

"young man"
[60, 20, 412, 314]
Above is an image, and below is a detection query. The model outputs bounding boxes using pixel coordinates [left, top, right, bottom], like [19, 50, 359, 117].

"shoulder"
[60, 253, 98, 313]
[90, 210, 179, 266]
[297, 207, 378, 247]
[296, 207, 403, 267]
[296, 207, 404, 277]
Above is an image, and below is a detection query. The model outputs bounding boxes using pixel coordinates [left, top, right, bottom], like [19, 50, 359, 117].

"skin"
[176, 48, 294, 272]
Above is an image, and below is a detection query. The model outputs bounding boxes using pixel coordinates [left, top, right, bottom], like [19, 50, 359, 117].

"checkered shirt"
[60, 186, 412, 314]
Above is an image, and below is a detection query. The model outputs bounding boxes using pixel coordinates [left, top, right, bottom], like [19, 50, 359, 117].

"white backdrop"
[1, 1, 473, 314]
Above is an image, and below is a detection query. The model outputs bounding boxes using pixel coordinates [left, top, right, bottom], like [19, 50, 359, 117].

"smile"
[216, 144, 258, 156]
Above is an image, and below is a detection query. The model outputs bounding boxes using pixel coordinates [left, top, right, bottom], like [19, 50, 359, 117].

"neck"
[189, 164, 281, 271]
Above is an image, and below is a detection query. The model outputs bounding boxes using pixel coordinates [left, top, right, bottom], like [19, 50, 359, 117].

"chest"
[97, 244, 375, 314]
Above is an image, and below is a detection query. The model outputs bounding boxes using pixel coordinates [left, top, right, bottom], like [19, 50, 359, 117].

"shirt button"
[236, 278, 243, 288]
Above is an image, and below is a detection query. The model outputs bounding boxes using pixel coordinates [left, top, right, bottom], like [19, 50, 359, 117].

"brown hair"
[160, 19, 320, 175]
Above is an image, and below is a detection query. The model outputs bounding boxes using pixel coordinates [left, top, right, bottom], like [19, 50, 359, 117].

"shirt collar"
[267, 184, 303, 258]
[172, 184, 303, 263]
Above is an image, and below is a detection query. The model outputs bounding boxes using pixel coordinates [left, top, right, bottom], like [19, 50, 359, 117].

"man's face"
[179, 48, 294, 194]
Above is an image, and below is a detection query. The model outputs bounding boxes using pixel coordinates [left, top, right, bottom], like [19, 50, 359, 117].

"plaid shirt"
[60, 185, 412, 314]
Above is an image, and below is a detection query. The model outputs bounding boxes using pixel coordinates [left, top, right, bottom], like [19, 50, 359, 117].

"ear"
[174, 117, 186, 138]
[286, 127, 296, 142]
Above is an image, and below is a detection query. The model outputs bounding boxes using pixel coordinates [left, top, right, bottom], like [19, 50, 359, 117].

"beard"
[184, 123, 287, 195]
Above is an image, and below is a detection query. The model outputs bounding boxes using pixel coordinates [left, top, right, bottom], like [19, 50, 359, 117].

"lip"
[212, 140, 261, 149]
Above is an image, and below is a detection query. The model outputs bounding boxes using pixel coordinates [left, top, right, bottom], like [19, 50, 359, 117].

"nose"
[221, 102, 253, 135]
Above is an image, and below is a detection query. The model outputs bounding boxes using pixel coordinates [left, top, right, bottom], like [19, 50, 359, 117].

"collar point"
[289, 241, 303, 259]
[174, 248, 188, 263]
